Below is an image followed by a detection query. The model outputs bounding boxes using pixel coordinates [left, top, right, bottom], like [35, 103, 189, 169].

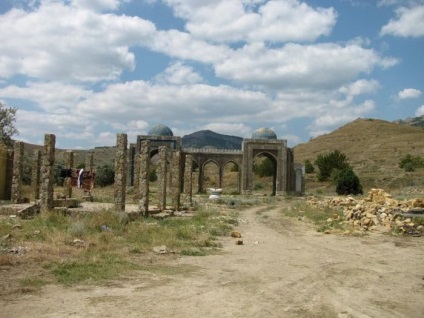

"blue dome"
[148, 124, 173, 137]
[251, 128, 277, 140]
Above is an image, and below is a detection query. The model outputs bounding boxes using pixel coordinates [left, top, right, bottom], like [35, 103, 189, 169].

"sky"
[0, 0, 423, 149]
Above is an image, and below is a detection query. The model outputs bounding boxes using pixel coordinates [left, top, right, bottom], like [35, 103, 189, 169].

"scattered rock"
[153, 245, 168, 254]
[307, 188, 424, 234]
[72, 239, 86, 248]
[231, 230, 242, 238]
[235, 239, 243, 245]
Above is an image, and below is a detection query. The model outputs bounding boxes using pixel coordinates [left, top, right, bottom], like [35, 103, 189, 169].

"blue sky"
[0, 0, 423, 149]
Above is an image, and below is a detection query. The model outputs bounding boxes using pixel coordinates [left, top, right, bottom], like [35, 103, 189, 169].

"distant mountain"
[182, 130, 243, 149]
[394, 115, 424, 128]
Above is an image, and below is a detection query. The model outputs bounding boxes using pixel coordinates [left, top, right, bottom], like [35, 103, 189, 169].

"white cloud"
[154, 62, 203, 85]
[0, 2, 155, 82]
[0, 81, 92, 112]
[309, 100, 375, 137]
[16, 109, 95, 148]
[398, 88, 422, 99]
[381, 5, 424, 37]
[164, 0, 336, 43]
[214, 42, 396, 89]
[339, 79, 380, 96]
[416, 105, 424, 116]
[199, 123, 252, 138]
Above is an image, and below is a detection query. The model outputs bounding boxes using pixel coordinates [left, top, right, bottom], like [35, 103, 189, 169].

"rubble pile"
[307, 189, 424, 233]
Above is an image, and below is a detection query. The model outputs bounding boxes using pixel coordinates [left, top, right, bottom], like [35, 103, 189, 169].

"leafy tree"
[315, 150, 350, 181]
[254, 157, 275, 177]
[305, 159, 314, 173]
[0, 102, 18, 147]
[95, 164, 115, 187]
[336, 168, 363, 195]
[399, 154, 424, 172]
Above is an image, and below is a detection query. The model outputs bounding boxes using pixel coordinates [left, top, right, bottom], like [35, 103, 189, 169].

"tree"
[254, 157, 275, 177]
[336, 168, 363, 195]
[315, 150, 350, 181]
[0, 102, 18, 147]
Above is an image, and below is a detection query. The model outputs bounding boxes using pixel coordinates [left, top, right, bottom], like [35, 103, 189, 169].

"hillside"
[182, 130, 243, 149]
[294, 118, 424, 192]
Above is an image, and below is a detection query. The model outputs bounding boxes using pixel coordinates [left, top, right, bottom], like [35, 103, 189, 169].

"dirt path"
[2, 206, 424, 318]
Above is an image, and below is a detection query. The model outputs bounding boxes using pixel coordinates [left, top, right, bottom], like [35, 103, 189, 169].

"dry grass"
[295, 118, 424, 194]
[0, 203, 240, 291]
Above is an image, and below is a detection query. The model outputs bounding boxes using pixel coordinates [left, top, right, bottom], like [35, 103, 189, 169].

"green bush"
[254, 157, 275, 177]
[95, 164, 115, 187]
[305, 159, 314, 173]
[399, 154, 424, 171]
[315, 150, 350, 181]
[336, 168, 363, 195]
[149, 169, 158, 182]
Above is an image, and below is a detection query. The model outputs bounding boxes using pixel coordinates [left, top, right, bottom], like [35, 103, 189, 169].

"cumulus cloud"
[154, 62, 203, 85]
[0, 2, 155, 82]
[339, 79, 380, 96]
[0, 81, 93, 112]
[398, 88, 422, 99]
[163, 0, 336, 43]
[214, 42, 396, 89]
[381, 5, 424, 37]
[416, 105, 424, 116]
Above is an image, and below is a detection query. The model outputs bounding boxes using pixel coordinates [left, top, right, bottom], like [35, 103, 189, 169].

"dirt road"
[2, 206, 424, 318]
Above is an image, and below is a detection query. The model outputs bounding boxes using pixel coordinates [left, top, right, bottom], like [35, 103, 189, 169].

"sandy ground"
[1, 205, 424, 318]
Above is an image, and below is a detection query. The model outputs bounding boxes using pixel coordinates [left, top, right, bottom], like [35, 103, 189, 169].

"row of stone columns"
[10, 133, 193, 215]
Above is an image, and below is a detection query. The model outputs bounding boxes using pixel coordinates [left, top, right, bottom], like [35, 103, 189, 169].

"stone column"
[171, 150, 181, 211]
[85, 153, 93, 172]
[184, 154, 193, 207]
[40, 134, 56, 210]
[11, 141, 24, 203]
[138, 141, 150, 217]
[133, 154, 140, 193]
[157, 146, 167, 211]
[32, 149, 41, 200]
[64, 151, 74, 198]
[114, 133, 127, 212]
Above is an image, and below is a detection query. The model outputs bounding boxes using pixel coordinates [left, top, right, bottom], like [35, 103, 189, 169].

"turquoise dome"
[148, 124, 173, 137]
[251, 128, 277, 140]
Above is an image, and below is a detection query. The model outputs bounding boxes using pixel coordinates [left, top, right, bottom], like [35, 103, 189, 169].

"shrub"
[95, 164, 115, 187]
[305, 159, 314, 173]
[399, 154, 424, 171]
[336, 168, 363, 195]
[149, 169, 158, 182]
[315, 150, 350, 181]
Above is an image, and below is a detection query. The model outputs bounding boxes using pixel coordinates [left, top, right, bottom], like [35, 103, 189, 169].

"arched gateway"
[129, 124, 304, 196]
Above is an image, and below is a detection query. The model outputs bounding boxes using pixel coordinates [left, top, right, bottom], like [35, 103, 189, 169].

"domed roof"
[148, 124, 173, 137]
[251, 128, 277, 140]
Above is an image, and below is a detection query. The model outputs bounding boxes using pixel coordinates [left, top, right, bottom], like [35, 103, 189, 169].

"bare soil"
[1, 205, 424, 318]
